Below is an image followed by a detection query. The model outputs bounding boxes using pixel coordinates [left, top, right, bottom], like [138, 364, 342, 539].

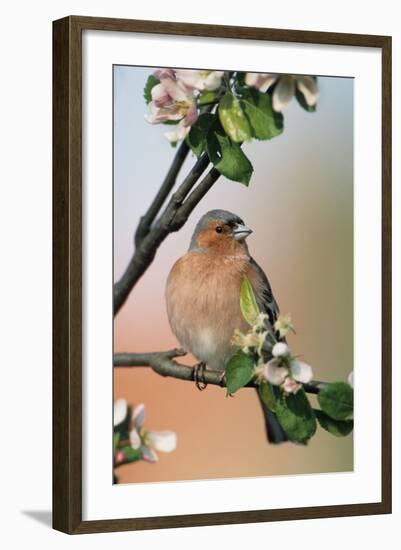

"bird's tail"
[256, 388, 289, 444]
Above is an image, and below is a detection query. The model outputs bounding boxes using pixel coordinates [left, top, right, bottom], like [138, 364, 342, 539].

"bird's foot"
[193, 362, 208, 391]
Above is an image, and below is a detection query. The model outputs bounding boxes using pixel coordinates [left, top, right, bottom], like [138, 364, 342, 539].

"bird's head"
[189, 209, 252, 255]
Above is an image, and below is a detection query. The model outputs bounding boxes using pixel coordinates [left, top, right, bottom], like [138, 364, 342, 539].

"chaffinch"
[166, 209, 288, 443]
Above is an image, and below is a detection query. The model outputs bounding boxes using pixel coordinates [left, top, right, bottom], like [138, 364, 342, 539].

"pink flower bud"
[115, 450, 125, 464]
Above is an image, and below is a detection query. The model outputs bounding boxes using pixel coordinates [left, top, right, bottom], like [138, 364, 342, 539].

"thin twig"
[113, 350, 326, 394]
[114, 155, 221, 314]
[173, 167, 221, 226]
[134, 140, 190, 247]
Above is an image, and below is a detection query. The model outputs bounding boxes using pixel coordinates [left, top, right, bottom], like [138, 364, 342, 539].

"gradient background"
[113, 66, 353, 484]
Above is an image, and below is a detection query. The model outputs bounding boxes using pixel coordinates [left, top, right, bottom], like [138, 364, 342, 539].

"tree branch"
[113, 350, 326, 394]
[114, 153, 221, 314]
[134, 140, 190, 247]
[173, 166, 221, 226]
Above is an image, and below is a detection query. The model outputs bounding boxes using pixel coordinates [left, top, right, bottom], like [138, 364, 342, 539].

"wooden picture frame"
[53, 15, 392, 534]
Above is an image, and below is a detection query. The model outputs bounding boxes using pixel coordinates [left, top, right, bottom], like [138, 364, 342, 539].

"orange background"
[113, 67, 353, 483]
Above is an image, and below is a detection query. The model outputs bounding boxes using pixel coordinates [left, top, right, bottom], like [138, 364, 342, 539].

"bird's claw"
[166, 348, 187, 359]
[173, 347, 187, 357]
[193, 362, 208, 391]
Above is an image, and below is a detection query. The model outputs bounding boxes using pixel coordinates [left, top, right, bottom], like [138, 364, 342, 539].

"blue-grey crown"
[189, 209, 245, 250]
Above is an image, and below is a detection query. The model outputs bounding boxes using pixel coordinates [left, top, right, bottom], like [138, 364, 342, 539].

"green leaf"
[295, 89, 316, 112]
[121, 446, 142, 463]
[143, 75, 160, 104]
[240, 89, 284, 140]
[218, 93, 252, 142]
[113, 432, 120, 450]
[259, 382, 277, 412]
[225, 351, 255, 395]
[186, 113, 216, 157]
[315, 409, 354, 437]
[317, 382, 353, 421]
[240, 275, 260, 325]
[206, 123, 253, 185]
[198, 90, 220, 105]
[275, 388, 317, 444]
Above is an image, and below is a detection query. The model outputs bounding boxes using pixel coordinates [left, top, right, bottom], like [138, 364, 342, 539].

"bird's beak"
[233, 223, 253, 240]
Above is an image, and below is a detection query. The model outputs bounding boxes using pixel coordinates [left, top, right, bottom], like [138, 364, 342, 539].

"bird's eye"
[215, 226, 223, 234]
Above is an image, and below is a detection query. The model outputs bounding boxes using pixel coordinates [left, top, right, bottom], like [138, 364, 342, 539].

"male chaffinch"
[166, 209, 288, 443]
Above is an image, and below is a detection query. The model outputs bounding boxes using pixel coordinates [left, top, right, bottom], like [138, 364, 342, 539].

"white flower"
[204, 71, 224, 91]
[264, 359, 289, 385]
[263, 356, 313, 393]
[175, 69, 224, 91]
[132, 403, 145, 427]
[141, 446, 159, 463]
[274, 313, 294, 338]
[129, 428, 142, 450]
[147, 431, 177, 453]
[114, 399, 127, 426]
[232, 328, 266, 354]
[145, 72, 198, 140]
[153, 68, 176, 79]
[245, 72, 278, 93]
[129, 403, 177, 461]
[126, 403, 145, 450]
[348, 371, 354, 388]
[245, 73, 319, 112]
[272, 342, 289, 358]
[253, 312, 269, 333]
[290, 360, 313, 384]
[281, 377, 302, 394]
[164, 119, 193, 143]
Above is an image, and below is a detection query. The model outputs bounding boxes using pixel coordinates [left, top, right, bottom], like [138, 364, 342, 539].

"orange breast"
[165, 251, 258, 370]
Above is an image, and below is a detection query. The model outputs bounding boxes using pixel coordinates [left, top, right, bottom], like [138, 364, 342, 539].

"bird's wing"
[249, 258, 290, 443]
[249, 257, 280, 326]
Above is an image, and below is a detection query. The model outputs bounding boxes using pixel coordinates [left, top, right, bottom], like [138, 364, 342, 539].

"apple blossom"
[145, 73, 199, 141]
[272, 342, 289, 357]
[164, 119, 194, 144]
[130, 403, 177, 462]
[232, 328, 266, 354]
[348, 371, 354, 388]
[252, 312, 270, 333]
[153, 68, 176, 80]
[264, 359, 289, 385]
[245, 72, 278, 93]
[281, 377, 302, 395]
[245, 73, 319, 112]
[263, 355, 313, 394]
[113, 398, 127, 426]
[175, 69, 224, 91]
[147, 431, 177, 453]
[141, 446, 159, 463]
[274, 313, 294, 338]
[132, 402, 145, 427]
[290, 360, 313, 384]
[129, 428, 141, 450]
